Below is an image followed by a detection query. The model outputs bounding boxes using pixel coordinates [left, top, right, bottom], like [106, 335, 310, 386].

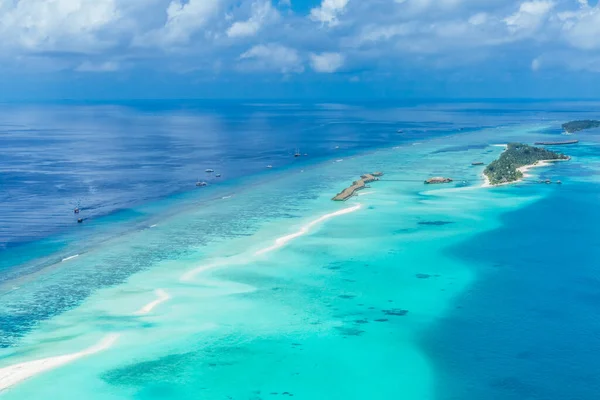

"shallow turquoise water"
[2, 114, 599, 399]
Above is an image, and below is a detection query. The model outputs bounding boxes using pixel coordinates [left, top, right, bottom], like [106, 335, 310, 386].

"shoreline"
[482, 159, 567, 188]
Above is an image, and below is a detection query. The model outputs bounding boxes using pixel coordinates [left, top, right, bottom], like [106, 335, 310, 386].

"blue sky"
[1, 0, 600, 100]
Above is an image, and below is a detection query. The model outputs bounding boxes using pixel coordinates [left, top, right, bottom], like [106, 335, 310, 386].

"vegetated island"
[332, 172, 383, 201]
[483, 143, 569, 186]
[562, 120, 600, 134]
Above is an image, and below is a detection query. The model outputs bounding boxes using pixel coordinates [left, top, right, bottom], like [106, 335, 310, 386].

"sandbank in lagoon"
[0, 334, 120, 393]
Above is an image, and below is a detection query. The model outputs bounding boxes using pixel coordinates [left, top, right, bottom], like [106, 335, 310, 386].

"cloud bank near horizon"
[1, 0, 599, 98]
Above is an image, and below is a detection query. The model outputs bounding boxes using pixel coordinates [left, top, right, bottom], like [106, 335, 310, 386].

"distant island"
[562, 120, 600, 134]
[484, 143, 569, 186]
[424, 177, 453, 184]
[332, 172, 383, 201]
[534, 140, 579, 145]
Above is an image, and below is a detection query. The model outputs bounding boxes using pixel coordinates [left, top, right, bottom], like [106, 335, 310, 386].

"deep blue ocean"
[2, 100, 600, 399]
[427, 179, 600, 400]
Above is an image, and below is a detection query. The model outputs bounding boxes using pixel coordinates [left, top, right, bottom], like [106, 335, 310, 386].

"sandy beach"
[0, 334, 120, 393]
[482, 159, 566, 188]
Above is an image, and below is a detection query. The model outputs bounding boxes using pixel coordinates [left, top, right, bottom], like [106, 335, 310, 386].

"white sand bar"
[134, 289, 170, 315]
[255, 204, 361, 255]
[0, 334, 120, 392]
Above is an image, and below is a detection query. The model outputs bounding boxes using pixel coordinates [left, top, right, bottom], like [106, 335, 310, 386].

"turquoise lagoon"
[1, 109, 600, 399]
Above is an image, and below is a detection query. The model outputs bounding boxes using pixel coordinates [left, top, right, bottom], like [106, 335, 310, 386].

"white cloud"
[310, 52, 345, 73]
[239, 43, 303, 73]
[561, 6, 600, 50]
[309, 0, 349, 27]
[504, 1, 554, 34]
[227, 1, 279, 38]
[357, 24, 413, 44]
[139, 0, 222, 46]
[76, 61, 120, 72]
[0, 0, 597, 78]
[0, 0, 120, 53]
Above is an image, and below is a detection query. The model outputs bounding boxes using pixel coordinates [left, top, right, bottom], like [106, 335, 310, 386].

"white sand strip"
[0, 334, 120, 392]
[134, 289, 170, 315]
[61, 255, 79, 262]
[255, 204, 361, 256]
[180, 259, 232, 282]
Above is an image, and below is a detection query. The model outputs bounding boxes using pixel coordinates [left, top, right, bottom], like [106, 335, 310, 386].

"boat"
[266, 165, 273, 169]
[205, 169, 214, 173]
[471, 162, 485, 166]
[397, 129, 403, 133]
[196, 181, 208, 187]
[215, 173, 221, 178]
[73, 207, 80, 214]
[77, 218, 83, 223]
[294, 148, 301, 157]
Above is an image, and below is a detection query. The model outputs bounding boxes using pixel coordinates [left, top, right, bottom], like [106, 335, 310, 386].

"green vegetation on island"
[484, 143, 569, 185]
[562, 120, 600, 133]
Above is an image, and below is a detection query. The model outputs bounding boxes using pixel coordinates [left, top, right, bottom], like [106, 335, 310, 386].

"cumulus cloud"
[239, 43, 304, 73]
[309, 0, 349, 27]
[0, 0, 599, 77]
[504, 1, 554, 34]
[0, 0, 120, 53]
[309, 52, 345, 72]
[227, 0, 279, 38]
[561, 6, 600, 50]
[138, 0, 222, 46]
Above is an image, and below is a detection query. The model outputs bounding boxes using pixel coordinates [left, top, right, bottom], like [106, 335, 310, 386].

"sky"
[1, 0, 600, 100]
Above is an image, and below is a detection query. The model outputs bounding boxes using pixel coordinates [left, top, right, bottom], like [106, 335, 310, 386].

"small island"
[483, 143, 569, 186]
[424, 177, 453, 184]
[562, 120, 600, 134]
[333, 172, 383, 201]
